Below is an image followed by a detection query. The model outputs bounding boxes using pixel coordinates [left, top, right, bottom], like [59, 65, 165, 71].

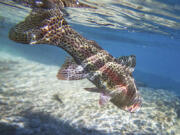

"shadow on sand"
[0, 109, 109, 135]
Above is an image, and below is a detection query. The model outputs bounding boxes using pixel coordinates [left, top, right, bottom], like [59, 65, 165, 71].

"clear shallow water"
[0, 0, 180, 135]
[1, 0, 180, 91]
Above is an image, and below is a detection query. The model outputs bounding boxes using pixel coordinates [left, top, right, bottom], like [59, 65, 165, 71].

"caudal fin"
[12, 0, 96, 9]
[9, 0, 95, 45]
[9, 8, 67, 44]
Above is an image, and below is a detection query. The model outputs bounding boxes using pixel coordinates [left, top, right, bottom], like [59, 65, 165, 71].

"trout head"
[109, 78, 142, 113]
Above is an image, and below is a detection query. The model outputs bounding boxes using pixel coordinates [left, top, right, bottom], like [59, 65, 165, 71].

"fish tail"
[12, 0, 96, 9]
[9, 0, 96, 44]
[9, 6, 101, 65]
[9, 8, 66, 45]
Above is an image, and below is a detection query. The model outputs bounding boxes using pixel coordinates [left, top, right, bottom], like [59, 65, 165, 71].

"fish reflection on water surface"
[9, 0, 142, 112]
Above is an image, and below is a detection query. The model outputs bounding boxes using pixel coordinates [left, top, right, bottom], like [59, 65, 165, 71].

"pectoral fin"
[99, 93, 111, 106]
[84, 88, 111, 105]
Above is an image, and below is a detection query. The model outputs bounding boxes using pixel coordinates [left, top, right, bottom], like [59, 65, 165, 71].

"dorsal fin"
[115, 55, 136, 72]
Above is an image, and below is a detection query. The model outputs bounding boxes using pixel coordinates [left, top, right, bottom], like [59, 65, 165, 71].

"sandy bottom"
[0, 51, 180, 135]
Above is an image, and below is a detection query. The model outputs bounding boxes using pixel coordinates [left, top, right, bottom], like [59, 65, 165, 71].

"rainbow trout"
[9, 0, 142, 112]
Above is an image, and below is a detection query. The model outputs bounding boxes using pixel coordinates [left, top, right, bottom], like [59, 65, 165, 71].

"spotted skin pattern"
[9, 0, 141, 112]
[57, 57, 87, 80]
[12, 0, 96, 9]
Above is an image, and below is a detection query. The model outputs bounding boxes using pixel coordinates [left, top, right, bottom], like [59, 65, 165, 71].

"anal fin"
[84, 87, 102, 93]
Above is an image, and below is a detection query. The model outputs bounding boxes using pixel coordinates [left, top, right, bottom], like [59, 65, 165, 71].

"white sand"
[0, 51, 180, 135]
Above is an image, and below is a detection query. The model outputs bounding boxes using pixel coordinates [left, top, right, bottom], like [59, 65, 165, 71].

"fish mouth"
[109, 85, 142, 113]
[123, 81, 142, 113]
[124, 93, 142, 113]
